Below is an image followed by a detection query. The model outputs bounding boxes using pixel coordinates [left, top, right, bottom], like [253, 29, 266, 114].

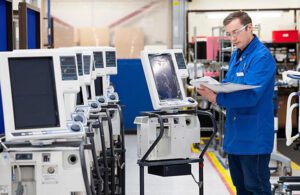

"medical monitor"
[173, 49, 189, 78]
[83, 55, 91, 75]
[0, 51, 78, 141]
[141, 50, 197, 110]
[149, 54, 183, 101]
[93, 51, 106, 76]
[82, 52, 93, 84]
[60, 56, 78, 81]
[76, 53, 84, 76]
[9, 57, 59, 129]
[105, 47, 117, 75]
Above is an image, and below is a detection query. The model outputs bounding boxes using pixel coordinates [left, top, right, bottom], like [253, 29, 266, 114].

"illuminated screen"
[175, 52, 186, 69]
[83, 55, 91, 75]
[93, 52, 104, 68]
[76, 53, 83, 76]
[148, 53, 182, 101]
[9, 57, 60, 129]
[106, 51, 116, 67]
[60, 56, 77, 80]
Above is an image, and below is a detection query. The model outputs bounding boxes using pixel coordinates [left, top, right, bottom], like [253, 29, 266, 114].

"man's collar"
[239, 34, 258, 55]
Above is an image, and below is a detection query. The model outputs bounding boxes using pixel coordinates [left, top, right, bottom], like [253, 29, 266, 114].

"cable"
[0, 138, 22, 183]
[97, 116, 109, 195]
[79, 141, 93, 195]
[191, 172, 203, 189]
[15, 181, 24, 195]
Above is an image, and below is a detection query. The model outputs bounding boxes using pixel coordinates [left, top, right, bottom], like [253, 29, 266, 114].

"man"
[197, 11, 276, 195]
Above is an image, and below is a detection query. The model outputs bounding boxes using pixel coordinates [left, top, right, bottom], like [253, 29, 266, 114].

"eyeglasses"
[225, 23, 250, 38]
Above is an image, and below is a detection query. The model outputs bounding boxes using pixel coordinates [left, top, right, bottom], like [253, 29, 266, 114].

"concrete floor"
[125, 134, 300, 195]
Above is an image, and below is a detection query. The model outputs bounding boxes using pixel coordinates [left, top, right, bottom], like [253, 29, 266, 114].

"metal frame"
[137, 110, 218, 195]
[18, 2, 41, 49]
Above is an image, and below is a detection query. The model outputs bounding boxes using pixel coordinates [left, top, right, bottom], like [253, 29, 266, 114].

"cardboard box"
[53, 18, 76, 48]
[114, 28, 144, 59]
[78, 27, 110, 46]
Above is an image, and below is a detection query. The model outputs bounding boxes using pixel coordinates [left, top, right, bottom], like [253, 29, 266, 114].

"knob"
[90, 103, 98, 108]
[71, 124, 81, 132]
[110, 94, 116, 100]
[98, 97, 105, 103]
[74, 115, 83, 123]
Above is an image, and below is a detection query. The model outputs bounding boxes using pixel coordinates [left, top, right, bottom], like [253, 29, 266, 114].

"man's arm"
[216, 55, 275, 108]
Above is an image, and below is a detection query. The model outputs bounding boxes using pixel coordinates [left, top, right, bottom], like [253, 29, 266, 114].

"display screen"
[93, 52, 104, 68]
[76, 88, 84, 105]
[106, 51, 116, 67]
[86, 85, 91, 100]
[60, 56, 77, 80]
[9, 57, 60, 129]
[148, 54, 182, 101]
[95, 77, 103, 96]
[76, 53, 83, 76]
[83, 55, 91, 75]
[175, 52, 186, 69]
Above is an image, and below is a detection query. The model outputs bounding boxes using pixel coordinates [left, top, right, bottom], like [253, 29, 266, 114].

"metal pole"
[47, 0, 52, 48]
[193, 26, 197, 80]
[199, 161, 204, 195]
[140, 165, 144, 195]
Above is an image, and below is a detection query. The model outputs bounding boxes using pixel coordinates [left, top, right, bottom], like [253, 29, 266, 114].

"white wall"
[50, 0, 171, 46]
[187, 0, 300, 42]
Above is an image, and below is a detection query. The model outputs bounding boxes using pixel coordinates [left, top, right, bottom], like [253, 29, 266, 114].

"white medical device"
[13, 49, 81, 120]
[140, 50, 197, 111]
[74, 47, 108, 105]
[283, 70, 300, 146]
[0, 147, 92, 195]
[135, 50, 199, 160]
[0, 51, 85, 142]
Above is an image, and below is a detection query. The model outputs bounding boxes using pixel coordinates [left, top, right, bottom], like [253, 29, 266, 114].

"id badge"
[236, 72, 244, 77]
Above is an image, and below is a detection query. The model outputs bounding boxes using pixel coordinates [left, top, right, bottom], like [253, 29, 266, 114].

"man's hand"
[197, 85, 217, 104]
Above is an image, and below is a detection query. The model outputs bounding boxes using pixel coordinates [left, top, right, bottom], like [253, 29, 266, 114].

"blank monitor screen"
[76, 88, 84, 105]
[86, 85, 91, 100]
[95, 77, 103, 96]
[93, 52, 104, 68]
[60, 56, 77, 81]
[106, 51, 116, 67]
[148, 54, 183, 101]
[8, 57, 60, 129]
[76, 53, 83, 76]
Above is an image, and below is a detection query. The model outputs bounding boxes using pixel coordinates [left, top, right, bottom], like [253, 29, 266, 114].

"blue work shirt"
[216, 35, 276, 155]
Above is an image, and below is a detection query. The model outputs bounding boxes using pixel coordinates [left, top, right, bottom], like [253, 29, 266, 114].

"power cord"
[191, 172, 203, 189]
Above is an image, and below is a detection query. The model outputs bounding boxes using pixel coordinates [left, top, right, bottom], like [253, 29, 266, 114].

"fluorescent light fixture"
[249, 11, 282, 18]
[206, 11, 283, 19]
[206, 12, 229, 19]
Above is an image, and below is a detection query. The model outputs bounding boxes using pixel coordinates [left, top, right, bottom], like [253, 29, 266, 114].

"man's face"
[224, 18, 253, 50]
